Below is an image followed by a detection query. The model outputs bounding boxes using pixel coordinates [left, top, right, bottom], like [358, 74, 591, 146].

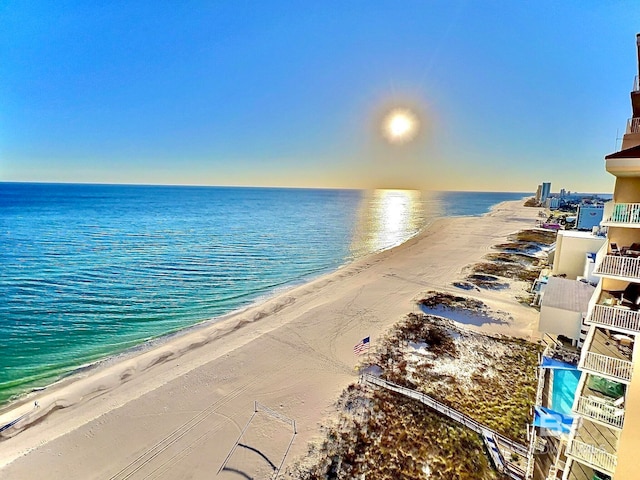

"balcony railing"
[607, 202, 640, 224]
[595, 255, 640, 280]
[588, 304, 640, 333]
[634, 75, 640, 92]
[581, 351, 633, 382]
[628, 117, 640, 134]
[575, 396, 625, 429]
[567, 439, 617, 474]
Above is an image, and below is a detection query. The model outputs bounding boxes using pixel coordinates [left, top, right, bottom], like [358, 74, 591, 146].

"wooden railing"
[575, 396, 625, 429]
[581, 351, 633, 382]
[567, 439, 617, 474]
[607, 202, 640, 224]
[595, 255, 640, 280]
[587, 304, 640, 333]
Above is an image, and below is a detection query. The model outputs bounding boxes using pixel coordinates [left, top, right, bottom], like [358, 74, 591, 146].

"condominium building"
[528, 34, 640, 480]
[542, 183, 552, 203]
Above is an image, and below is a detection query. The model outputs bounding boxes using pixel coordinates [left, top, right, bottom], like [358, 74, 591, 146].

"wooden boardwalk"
[361, 373, 527, 479]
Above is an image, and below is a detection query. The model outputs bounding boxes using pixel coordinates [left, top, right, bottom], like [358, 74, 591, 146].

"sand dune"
[0, 199, 542, 479]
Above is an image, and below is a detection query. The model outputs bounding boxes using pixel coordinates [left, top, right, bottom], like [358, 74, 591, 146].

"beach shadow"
[220, 466, 254, 479]
[237, 443, 277, 471]
[419, 304, 508, 327]
[219, 443, 276, 479]
[452, 281, 477, 291]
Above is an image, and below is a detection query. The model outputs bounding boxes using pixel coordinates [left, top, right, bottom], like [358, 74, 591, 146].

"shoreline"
[0, 191, 528, 411]
[0, 198, 541, 478]
[0, 216, 431, 414]
[0, 196, 509, 413]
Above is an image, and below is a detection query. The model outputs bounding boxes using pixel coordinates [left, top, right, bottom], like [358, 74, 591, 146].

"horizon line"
[0, 180, 535, 194]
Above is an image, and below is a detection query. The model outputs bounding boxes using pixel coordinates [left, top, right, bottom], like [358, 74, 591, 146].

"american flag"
[353, 336, 370, 355]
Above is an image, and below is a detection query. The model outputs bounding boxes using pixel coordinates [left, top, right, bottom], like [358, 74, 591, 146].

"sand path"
[0, 200, 542, 479]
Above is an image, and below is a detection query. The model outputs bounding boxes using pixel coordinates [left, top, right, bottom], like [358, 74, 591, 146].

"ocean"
[0, 183, 527, 405]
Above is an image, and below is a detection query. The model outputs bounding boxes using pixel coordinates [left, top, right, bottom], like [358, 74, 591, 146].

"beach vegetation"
[286, 385, 506, 480]
[508, 229, 556, 245]
[471, 261, 540, 282]
[465, 227, 552, 289]
[287, 312, 540, 479]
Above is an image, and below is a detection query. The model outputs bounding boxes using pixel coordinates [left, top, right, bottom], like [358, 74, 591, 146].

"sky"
[1, 1, 640, 192]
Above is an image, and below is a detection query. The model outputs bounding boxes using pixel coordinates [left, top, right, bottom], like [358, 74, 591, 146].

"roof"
[557, 230, 602, 239]
[605, 144, 640, 159]
[541, 277, 595, 312]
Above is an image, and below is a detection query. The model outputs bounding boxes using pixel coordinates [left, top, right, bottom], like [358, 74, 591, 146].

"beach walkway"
[361, 373, 527, 479]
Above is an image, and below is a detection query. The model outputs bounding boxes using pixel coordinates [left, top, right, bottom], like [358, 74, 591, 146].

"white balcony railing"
[567, 439, 617, 474]
[634, 75, 640, 93]
[581, 351, 633, 382]
[595, 255, 640, 280]
[588, 304, 640, 333]
[628, 117, 640, 134]
[607, 202, 640, 224]
[575, 396, 625, 429]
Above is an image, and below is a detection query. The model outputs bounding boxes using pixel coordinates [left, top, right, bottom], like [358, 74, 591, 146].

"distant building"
[545, 197, 560, 210]
[541, 182, 551, 202]
[535, 184, 543, 203]
[576, 204, 604, 230]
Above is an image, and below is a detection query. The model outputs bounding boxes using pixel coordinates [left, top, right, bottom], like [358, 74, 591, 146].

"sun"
[382, 108, 419, 144]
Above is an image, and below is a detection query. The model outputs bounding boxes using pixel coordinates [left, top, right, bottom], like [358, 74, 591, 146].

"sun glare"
[350, 189, 423, 254]
[383, 108, 419, 144]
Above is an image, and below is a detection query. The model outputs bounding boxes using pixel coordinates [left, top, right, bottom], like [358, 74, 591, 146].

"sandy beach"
[0, 199, 542, 479]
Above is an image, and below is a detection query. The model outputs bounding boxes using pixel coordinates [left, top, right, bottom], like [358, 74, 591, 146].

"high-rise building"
[541, 182, 552, 202]
[527, 34, 640, 480]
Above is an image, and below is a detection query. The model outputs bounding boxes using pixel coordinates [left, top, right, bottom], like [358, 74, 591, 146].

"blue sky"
[1, 1, 639, 192]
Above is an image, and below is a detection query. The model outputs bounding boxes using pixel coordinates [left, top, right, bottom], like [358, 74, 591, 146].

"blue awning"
[533, 406, 575, 434]
[541, 356, 578, 370]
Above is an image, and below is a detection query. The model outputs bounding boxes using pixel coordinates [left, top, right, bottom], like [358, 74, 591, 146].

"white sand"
[0, 200, 543, 479]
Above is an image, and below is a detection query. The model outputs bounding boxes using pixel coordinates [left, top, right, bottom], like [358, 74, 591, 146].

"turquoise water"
[0, 183, 527, 405]
[552, 369, 581, 415]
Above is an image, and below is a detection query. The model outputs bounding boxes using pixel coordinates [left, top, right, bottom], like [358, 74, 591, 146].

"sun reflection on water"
[351, 189, 435, 256]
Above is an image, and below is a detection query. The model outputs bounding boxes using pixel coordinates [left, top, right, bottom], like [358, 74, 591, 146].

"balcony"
[566, 439, 617, 476]
[595, 255, 640, 281]
[566, 416, 619, 475]
[602, 202, 640, 226]
[582, 352, 633, 383]
[579, 328, 634, 383]
[633, 75, 640, 116]
[627, 117, 640, 134]
[564, 459, 600, 480]
[574, 396, 624, 430]
[587, 304, 640, 334]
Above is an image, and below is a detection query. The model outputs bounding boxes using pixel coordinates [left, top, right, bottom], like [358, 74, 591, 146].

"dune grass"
[286, 312, 540, 479]
[509, 229, 556, 245]
[286, 385, 506, 480]
[465, 227, 553, 289]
